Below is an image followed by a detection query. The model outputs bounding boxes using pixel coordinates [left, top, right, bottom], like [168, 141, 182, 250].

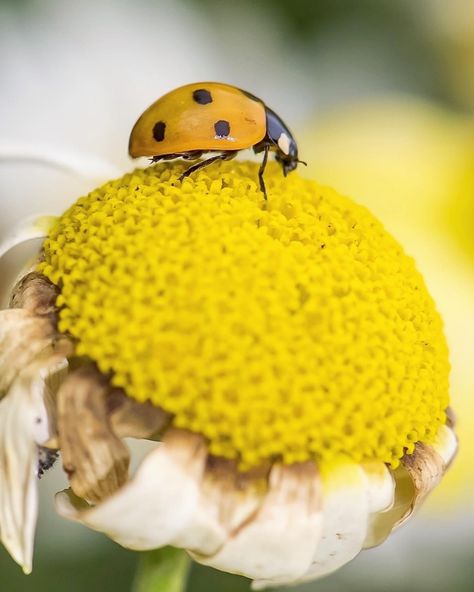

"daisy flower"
[0, 159, 456, 589]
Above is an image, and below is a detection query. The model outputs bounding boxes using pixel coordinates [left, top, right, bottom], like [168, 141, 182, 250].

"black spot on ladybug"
[214, 120, 230, 137]
[193, 89, 213, 105]
[153, 121, 166, 142]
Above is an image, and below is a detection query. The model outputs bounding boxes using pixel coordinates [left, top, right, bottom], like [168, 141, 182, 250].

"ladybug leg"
[151, 151, 203, 163]
[179, 152, 237, 181]
[258, 144, 269, 200]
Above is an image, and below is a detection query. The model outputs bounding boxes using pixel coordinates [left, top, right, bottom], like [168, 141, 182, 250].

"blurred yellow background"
[1, 0, 473, 590]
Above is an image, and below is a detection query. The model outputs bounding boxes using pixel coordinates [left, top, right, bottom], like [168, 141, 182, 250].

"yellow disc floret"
[40, 161, 450, 469]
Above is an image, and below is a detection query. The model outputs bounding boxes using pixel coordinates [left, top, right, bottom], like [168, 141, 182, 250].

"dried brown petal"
[445, 406, 456, 429]
[396, 442, 445, 527]
[39, 337, 74, 449]
[57, 365, 130, 503]
[0, 309, 57, 396]
[9, 272, 59, 317]
[107, 389, 171, 440]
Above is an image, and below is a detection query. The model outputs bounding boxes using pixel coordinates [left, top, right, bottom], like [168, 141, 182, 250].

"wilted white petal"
[55, 430, 206, 551]
[197, 463, 322, 587]
[362, 462, 396, 549]
[362, 462, 395, 514]
[293, 462, 369, 584]
[0, 352, 69, 573]
[365, 463, 416, 550]
[431, 424, 457, 466]
[173, 459, 265, 556]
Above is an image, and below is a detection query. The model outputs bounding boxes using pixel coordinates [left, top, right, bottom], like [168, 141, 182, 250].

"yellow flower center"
[40, 161, 449, 469]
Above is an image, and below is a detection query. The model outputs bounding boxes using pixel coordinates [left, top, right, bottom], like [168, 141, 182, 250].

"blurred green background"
[1, 0, 474, 590]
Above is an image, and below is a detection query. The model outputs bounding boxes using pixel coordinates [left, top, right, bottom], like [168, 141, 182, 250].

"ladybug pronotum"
[128, 82, 305, 198]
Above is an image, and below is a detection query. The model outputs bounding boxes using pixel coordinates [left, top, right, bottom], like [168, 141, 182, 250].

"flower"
[0, 161, 456, 588]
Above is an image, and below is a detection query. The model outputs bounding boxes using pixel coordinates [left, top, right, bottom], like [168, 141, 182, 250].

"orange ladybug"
[128, 82, 304, 198]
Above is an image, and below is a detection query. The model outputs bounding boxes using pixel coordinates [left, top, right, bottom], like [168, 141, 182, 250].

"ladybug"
[128, 82, 305, 198]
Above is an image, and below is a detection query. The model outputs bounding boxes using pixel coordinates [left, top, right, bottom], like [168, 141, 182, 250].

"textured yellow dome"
[40, 161, 450, 469]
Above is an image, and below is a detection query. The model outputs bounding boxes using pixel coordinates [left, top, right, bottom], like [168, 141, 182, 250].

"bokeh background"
[1, 0, 474, 590]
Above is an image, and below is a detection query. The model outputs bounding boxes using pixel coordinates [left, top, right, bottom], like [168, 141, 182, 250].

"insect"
[37, 447, 59, 478]
[128, 82, 305, 199]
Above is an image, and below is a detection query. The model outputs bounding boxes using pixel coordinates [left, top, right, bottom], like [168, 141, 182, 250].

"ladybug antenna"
[297, 159, 307, 167]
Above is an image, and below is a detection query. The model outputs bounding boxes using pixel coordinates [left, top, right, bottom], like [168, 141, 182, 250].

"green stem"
[133, 547, 191, 592]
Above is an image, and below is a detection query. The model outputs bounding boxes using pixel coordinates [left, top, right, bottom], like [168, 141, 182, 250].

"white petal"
[55, 430, 207, 551]
[293, 462, 369, 584]
[197, 463, 322, 586]
[172, 459, 264, 557]
[0, 147, 119, 304]
[365, 464, 415, 544]
[0, 236, 45, 309]
[0, 215, 55, 261]
[432, 424, 457, 466]
[0, 145, 119, 239]
[0, 144, 120, 181]
[0, 354, 67, 573]
[362, 462, 396, 549]
[362, 462, 395, 514]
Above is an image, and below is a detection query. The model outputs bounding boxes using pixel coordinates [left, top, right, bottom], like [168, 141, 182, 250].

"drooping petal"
[0, 348, 69, 573]
[292, 462, 370, 585]
[363, 462, 395, 514]
[362, 462, 396, 549]
[55, 429, 207, 550]
[57, 365, 130, 503]
[396, 424, 458, 528]
[432, 424, 458, 466]
[365, 463, 416, 547]
[195, 462, 322, 588]
[0, 309, 56, 396]
[173, 458, 266, 557]
[107, 388, 170, 440]
[9, 271, 59, 317]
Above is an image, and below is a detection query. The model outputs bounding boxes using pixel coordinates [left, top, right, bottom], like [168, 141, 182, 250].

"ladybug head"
[264, 106, 304, 177]
[275, 139, 301, 176]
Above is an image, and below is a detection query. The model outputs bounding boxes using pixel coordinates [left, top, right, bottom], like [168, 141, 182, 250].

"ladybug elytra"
[128, 82, 304, 198]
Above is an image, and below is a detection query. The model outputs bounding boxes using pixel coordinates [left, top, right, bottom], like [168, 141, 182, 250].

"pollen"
[39, 161, 450, 469]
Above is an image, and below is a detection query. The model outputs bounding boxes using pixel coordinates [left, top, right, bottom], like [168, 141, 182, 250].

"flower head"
[0, 161, 456, 587]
